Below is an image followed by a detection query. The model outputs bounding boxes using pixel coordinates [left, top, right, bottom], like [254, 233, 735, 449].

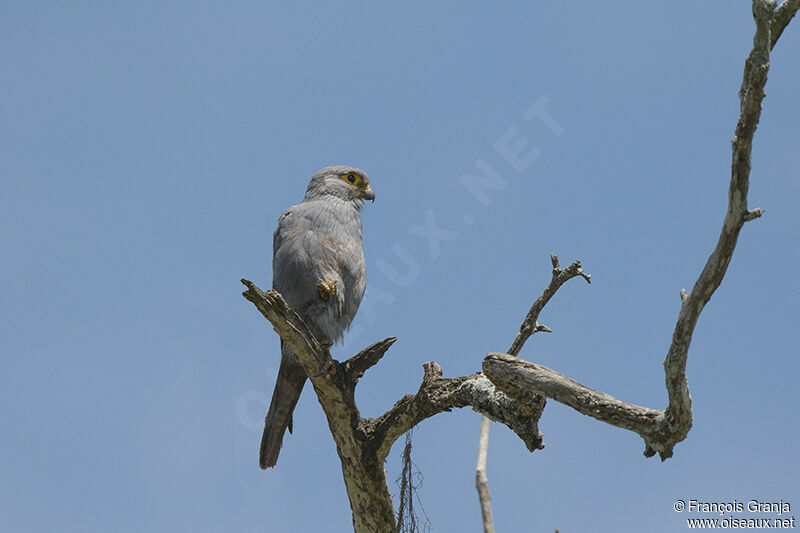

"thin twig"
[476, 416, 494, 533]
[508, 254, 591, 357]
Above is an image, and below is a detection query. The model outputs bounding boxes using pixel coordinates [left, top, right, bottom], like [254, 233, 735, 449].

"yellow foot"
[320, 339, 333, 350]
[316, 279, 337, 301]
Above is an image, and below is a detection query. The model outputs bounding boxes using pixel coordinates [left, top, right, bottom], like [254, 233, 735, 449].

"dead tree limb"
[242, 280, 397, 532]
[364, 363, 545, 464]
[241, 281, 543, 533]
[770, 0, 800, 48]
[475, 416, 494, 533]
[508, 255, 591, 358]
[483, 0, 790, 461]
[476, 254, 591, 532]
[484, 354, 668, 451]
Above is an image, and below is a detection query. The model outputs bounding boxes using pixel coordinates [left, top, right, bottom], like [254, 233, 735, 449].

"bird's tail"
[260, 346, 307, 469]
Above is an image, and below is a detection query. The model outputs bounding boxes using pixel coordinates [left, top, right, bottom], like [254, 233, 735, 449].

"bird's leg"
[316, 279, 337, 301]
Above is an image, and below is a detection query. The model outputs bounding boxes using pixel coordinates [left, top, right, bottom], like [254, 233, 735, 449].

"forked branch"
[241, 281, 546, 532]
[483, 0, 788, 461]
[364, 363, 545, 463]
[508, 254, 591, 357]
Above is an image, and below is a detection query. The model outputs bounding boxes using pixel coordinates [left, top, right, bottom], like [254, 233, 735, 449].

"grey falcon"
[260, 165, 375, 469]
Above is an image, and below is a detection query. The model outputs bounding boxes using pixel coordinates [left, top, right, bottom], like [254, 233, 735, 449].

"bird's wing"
[272, 202, 344, 312]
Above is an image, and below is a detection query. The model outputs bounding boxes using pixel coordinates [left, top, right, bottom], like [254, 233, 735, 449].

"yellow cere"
[341, 173, 363, 187]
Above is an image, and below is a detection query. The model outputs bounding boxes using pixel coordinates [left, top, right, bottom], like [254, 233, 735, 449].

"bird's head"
[303, 166, 375, 206]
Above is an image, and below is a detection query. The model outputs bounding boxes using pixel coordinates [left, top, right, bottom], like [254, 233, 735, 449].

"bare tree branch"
[771, 0, 800, 49]
[508, 254, 591, 357]
[241, 281, 397, 532]
[364, 363, 545, 463]
[661, 0, 775, 454]
[368, 256, 592, 469]
[242, 281, 545, 532]
[483, 354, 670, 454]
[483, 0, 788, 461]
[241, 279, 329, 375]
[344, 337, 398, 390]
[476, 416, 494, 533]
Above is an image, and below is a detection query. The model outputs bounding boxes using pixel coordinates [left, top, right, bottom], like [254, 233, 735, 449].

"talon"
[316, 279, 337, 301]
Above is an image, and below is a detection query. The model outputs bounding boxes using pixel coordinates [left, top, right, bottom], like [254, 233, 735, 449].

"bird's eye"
[347, 174, 356, 183]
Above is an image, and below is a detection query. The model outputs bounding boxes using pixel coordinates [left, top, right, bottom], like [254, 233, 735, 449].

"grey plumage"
[260, 165, 374, 469]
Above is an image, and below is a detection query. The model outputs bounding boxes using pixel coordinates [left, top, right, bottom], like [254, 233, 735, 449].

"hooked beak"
[360, 186, 375, 202]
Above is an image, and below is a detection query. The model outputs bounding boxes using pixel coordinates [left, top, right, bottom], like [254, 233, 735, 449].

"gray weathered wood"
[482, 0, 792, 461]
[242, 282, 545, 532]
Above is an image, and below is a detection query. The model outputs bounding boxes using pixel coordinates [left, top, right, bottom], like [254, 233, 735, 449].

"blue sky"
[2, 2, 798, 532]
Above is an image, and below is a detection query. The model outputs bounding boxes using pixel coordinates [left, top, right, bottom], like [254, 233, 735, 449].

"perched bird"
[260, 166, 375, 469]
